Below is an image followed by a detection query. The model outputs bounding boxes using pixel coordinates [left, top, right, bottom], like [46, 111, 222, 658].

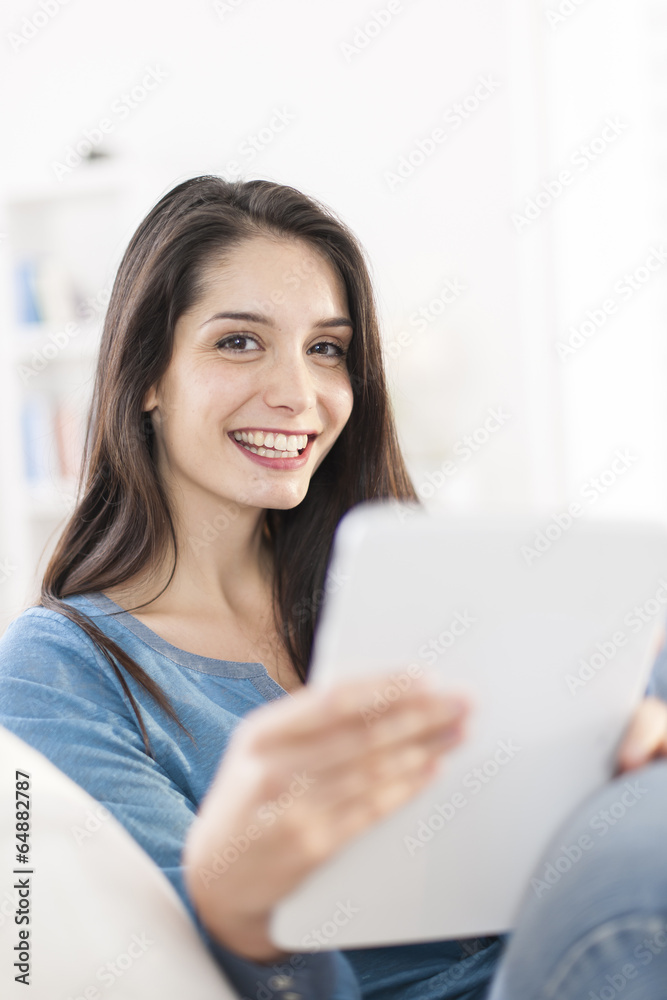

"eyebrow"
[200, 311, 353, 330]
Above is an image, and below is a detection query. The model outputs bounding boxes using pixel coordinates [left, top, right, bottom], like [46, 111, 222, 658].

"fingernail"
[441, 697, 469, 717]
[435, 723, 464, 744]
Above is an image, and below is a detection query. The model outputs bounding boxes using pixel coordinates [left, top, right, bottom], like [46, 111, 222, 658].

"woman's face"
[143, 235, 355, 516]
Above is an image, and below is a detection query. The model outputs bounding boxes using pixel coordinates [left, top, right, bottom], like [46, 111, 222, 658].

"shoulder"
[2, 599, 95, 642]
[1, 598, 104, 659]
[0, 598, 128, 708]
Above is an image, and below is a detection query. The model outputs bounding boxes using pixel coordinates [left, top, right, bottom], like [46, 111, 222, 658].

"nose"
[261, 350, 317, 414]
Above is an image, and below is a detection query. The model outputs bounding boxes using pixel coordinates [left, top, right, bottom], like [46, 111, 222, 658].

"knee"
[489, 762, 667, 999]
[568, 758, 667, 852]
[530, 759, 667, 908]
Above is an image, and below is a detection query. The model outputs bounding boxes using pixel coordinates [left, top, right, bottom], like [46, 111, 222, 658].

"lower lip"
[228, 433, 315, 469]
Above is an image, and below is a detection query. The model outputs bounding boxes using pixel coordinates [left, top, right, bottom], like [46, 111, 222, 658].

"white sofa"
[0, 724, 239, 999]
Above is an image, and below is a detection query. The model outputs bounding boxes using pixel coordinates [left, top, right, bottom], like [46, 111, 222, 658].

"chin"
[265, 489, 310, 511]
[222, 481, 307, 512]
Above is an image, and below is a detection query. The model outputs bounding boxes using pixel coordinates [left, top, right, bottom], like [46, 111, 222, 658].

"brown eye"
[308, 341, 347, 357]
[215, 334, 261, 351]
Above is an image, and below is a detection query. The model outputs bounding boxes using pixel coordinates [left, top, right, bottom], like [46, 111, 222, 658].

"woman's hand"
[182, 672, 469, 963]
[616, 626, 667, 772]
[617, 696, 667, 772]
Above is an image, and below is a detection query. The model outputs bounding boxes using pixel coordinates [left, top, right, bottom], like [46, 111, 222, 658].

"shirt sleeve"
[204, 934, 361, 1000]
[0, 610, 361, 1000]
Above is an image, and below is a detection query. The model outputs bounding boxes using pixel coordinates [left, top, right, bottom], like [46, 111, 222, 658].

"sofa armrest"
[0, 724, 239, 1000]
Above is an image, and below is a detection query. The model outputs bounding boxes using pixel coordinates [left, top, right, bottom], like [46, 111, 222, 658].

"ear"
[142, 383, 159, 413]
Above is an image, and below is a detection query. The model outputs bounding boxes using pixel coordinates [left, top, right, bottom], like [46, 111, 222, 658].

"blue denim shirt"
[0, 590, 507, 999]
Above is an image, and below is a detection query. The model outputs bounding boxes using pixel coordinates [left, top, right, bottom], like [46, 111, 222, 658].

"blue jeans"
[486, 759, 667, 999]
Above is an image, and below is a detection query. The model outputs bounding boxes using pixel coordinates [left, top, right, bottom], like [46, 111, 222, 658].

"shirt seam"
[14, 601, 288, 701]
[75, 593, 279, 680]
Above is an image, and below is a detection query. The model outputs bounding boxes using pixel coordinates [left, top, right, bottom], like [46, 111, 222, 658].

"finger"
[275, 753, 445, 874]
[250, 692, 469, 780]
[198, 695, 463, 834]
[315, 693, 468, 770]
[244, 672, 468, 750]
[261, 715, 466, 826]
[206, 747, 446, 891]
[617, 697, 667, 771]
[322, 755, 445, 853]
[368, 698, 469, 748]
[303, 720, 466, 812]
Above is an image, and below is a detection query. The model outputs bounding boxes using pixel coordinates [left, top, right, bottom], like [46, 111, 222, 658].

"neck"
[113, 496, 275, 618]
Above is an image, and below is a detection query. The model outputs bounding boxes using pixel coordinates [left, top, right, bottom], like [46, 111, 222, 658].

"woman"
[1, 175, 667, 1000]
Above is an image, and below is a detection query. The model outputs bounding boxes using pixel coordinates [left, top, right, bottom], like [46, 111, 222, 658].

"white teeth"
[243, 444, 300, 458]
[232, 431, 311, 452]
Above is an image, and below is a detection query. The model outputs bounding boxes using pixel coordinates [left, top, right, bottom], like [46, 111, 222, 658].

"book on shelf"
[14, 256, 81, 326]
[20, 395, 85, 495]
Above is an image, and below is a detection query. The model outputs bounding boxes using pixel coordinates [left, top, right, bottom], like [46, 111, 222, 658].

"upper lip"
[229, 428, 320, 436]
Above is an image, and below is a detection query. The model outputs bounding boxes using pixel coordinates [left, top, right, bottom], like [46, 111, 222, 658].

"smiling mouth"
[229, 429, 315, 459]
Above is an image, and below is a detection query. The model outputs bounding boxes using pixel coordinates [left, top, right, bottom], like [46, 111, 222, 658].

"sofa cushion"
[0, 724, 238, 999]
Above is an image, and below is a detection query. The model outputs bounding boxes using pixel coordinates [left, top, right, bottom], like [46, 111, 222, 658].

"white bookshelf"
[0, 160, 166, 635]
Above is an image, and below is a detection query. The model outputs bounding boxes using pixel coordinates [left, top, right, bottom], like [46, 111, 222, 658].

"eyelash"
[214, 334, 348, 358]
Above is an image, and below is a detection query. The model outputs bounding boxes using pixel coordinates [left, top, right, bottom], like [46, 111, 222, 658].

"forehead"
[196, 235, 348, 309]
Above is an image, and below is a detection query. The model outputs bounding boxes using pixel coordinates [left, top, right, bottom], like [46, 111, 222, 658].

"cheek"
[154, 372, 222, 449]
[317, 367, 354, 418]
[331, 379, 354, 427]
[180, 368, 247, 423]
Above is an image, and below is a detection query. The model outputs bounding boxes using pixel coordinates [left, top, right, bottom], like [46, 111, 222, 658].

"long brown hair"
[40, 175, 420, 757]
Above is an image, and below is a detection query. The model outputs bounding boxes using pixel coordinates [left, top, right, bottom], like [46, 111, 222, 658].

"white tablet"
[270, 500, 667, 950]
